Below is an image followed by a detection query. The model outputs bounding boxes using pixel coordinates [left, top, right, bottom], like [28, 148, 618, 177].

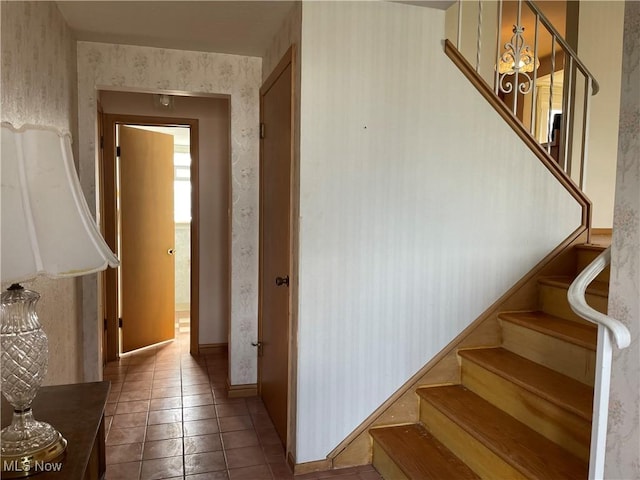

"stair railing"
[568, 247, 630, 349]
[567, 246, 630, 480]
[448, 0, 599, 191]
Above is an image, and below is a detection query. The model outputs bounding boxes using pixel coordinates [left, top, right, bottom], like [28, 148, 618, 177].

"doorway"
[258, 46, 296, 450]
[124, 125, 193, 352]
[102, 114, 200, 358]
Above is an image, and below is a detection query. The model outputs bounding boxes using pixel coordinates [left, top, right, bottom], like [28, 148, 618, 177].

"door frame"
[258, 45, 298, 459]
[101, 113, 200, 358]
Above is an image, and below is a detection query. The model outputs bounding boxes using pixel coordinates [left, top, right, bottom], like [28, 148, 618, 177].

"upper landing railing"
[447, 0, 599, 191]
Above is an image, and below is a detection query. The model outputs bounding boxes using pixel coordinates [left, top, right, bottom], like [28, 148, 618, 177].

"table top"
[1, 381, 110, 479]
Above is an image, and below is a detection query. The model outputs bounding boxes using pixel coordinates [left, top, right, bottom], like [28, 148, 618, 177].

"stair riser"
[461, 359, 591, 462]
[420, 400, 528, 480]
[372, 442, 409, 480]
[501, 321, 596, 386]
[576, 250, 610, 283]
[539, 284, 607, 323]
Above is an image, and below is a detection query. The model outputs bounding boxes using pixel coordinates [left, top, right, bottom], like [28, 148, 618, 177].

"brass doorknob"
[167, 248, 175, 255]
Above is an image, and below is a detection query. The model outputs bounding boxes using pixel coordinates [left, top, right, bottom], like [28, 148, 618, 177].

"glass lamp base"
[0, 415, 67, 478]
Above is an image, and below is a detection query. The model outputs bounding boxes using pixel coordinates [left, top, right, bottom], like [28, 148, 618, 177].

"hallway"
[103, 331, 382, 479]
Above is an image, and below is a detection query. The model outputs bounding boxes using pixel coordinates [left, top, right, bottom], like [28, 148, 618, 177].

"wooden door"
[119, 126, 176, 353]
[259, 50, 294, 446]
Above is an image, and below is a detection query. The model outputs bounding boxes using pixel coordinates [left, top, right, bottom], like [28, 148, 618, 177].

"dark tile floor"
[104, 328, 382, 480]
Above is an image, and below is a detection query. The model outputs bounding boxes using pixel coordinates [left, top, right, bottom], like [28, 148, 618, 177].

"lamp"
[0, 123, 119, 476]
[497, 25, 540, 75]
[498, 53, 540, 74]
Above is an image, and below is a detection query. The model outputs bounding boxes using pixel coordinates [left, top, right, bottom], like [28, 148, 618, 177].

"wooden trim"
[101, 113, 200, 359]
[226, 380, 258, 398]
[102, 114, 119, 362]
[189, 124, 200, 356]
[328, 227, 589, 464]
[198, 343, 228, 355]
[260, 45, 296, 95]
[591, 228, 612, 236]
[258, 44, 298, 459]
[292, 458, 333, 476]
[97, 101, 112, 366]
[443, 39, 592, 231]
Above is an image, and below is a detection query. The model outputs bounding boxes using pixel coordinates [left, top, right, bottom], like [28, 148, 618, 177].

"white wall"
[77, 42, 261, 385]
[296, 1, 583, 462]
[605, 2, 640, 478]
[578, 1, 625, 228]
[1, 1, 83, 385]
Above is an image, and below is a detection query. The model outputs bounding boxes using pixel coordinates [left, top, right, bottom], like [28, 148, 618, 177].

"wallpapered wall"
[262, 2, 301, 82]
[76, 42, 261, 385]
[0, 1, 83, 385]
[296, 1, 583, 462]
[606, 2, 640, 478]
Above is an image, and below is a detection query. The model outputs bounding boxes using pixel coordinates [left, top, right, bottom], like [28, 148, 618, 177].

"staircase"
[370, 243, 608, 479]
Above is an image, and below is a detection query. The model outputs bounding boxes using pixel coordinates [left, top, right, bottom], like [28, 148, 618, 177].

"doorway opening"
[117, 124, 192, 354]
[101, 113, 200, 360]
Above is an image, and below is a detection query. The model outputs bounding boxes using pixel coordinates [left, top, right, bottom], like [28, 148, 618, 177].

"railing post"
[476, 0, 483, 72]
[589, 324, 613, 480]
[457, 0, 462, 49]
[579, 76, 593, 190]
[529, 14, 539, 138]
[560, 56, 574, 175]
[494, 0, 503, 95]
[512, 0, 523, 116]
[547, 36, 556, 155]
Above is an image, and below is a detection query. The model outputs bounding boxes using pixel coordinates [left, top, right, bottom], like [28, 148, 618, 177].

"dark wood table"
[1, 381, 110, 479]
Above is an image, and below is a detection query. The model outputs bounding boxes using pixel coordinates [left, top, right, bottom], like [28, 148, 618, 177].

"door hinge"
[116, 145, 121, 157]
[100, 135, 104, 149]
[260, 123, 265, 139]
[118, 317, 123, 328]
[104, 318, 107, 330]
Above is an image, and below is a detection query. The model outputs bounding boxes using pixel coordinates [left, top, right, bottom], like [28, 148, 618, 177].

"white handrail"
[567, 246, 631, 349]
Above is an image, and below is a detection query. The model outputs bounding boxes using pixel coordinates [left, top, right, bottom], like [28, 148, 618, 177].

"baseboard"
[292, 458, 332, 475]
[198, 343, 228, 355]
[225, 379, 258, 398]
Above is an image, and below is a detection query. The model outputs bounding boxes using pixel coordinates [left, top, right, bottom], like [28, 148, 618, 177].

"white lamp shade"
[1, 123, 119, 283]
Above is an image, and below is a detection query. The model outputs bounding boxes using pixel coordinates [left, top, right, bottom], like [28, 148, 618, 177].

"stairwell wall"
[296, 1, 583, 463]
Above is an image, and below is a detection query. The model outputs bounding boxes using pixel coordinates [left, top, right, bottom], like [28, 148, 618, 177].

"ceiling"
[56, 1, 455, 58]
[56, 1, 297, 57]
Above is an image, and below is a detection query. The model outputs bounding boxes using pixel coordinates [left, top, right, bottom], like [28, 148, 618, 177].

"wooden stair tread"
[418, 385, 588, 479]
[458, 347, 593, 420]
[539, 275, 609, 297]
[499, 311, 597, 350]
[370, 424, 479, 479]
[575, 244, 607, 252]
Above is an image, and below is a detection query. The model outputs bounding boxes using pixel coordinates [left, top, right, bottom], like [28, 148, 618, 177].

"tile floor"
[104, 328, 382, 480]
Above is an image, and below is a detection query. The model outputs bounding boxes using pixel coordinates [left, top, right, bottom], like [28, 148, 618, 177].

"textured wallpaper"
[606, 2, 640, 478]
[0, 1, 82, 385]
[262, 2, 301, 82]
[296, 1, 583, 462]
[76, 42, 262, 385]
